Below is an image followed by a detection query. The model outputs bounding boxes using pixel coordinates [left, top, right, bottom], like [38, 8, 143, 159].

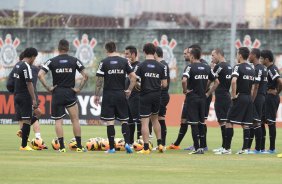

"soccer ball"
[114, 138, 125, 151]
[133, 139, 153, 151]
[51, 138, 60, 150]
[94, 137, 103, 150]
[100, 139, 109, 151]
[85, 138, 99, 151]
[68, 138, 78, 151]
[30, 138, 45, 150]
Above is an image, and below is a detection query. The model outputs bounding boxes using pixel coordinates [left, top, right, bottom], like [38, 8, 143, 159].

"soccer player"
[154, 46, 170, 147]
[13, 47, 39, 151]
[182, 47, 218, 154]
[94, 41, 136, 154]
[216, 47, 255, 155]
[7, 52, 47, 148]
[135, 43, 167, 154]
[211, 48, 232, 153]
[167, 48, 190, 150]
[260, 50, 282, 154]
[38, 39, 88, 152]
[124, 45, 141, 144]
[247, 48, 267, 154]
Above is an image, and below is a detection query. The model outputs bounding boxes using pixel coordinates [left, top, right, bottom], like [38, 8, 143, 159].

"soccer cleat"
[137, 149, 150, 154]
[184, 145, 195, 151]
[236, 149, 249, 155]
[166, 144, 180, 150]
[19, 145, 33, 151]
[260, 150, 269, 154]
[214, 149, 232, 155]
[203, 147, 208, 151]
[213, 147, 224, 152]
[277, 153, 282, 158]
[76, 147, 87, 152]
[267, 150, 276, 154]
[125, 143, 133, 154]
[58, 148, 66, 153]
[248, 150, 261, 154]
[105, 148, 116, 154]
[189, 148, 204, 155]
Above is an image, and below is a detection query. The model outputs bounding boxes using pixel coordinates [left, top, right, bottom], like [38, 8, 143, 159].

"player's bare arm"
[251, 83, 259, 101]
[206, 79, 220, 97]
[94, 76, 104, 105]
[125, 72, 137, 98]
[72, 69, 89, 93]
[26, 81, 37, 108]
[231, 77, 238, 99]
[38, 69, 57, 92]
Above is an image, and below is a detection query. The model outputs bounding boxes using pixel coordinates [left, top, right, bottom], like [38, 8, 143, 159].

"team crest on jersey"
[152, 35, 177, 81]
[235, 35, 261, 49]
[73, 34, 97, 67]
[0, 34, 20, 67]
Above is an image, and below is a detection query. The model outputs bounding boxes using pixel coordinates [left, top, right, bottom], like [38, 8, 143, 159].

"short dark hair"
[58, 39, 69, 52]
[19, 51, 25, 60]
[143, 43, 156, 55]
[250, 48, 260, 59]
[155, 46, 163, 58]
[23, 47, 38, 58]
[260, 49, 274, 62]
[190, 48, 201, 60]
[214, 48, 224, 56]
[189, 44, 202, 53]
[238, 47, 250, 60]
[125, 45, 137, 56]
[105, 41, 116, 53]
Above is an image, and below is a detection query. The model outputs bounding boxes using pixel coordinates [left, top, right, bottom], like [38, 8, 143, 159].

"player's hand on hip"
[183, 89, 193, 95]
[124, 89, 131, 99]
[94, 96, 100, 106]
[72, 87, 81, 93]
[231, 93, 239, 100]
[48, 85, 57, 92]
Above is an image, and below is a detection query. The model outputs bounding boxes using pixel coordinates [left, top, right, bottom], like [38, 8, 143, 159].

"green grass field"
[0, 125, 282, 184]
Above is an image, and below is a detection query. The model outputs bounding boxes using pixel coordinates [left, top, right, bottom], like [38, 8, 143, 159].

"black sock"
[159, 120, 167, 146]
[75, 136, 82, 149]
[220, 125, 226, 148]
[149, 121, 152, 135]
[58, 137, 65, 149]
[144, 143, 149, 150]
[199, 124, 207, 148]
[21, 123, 30, 147]
[157, 139, 162, 146]
[225, 128, 234, 150]
[242, 128, 250, 150]
[122, 123, 130, 144]
[254, 125, 262, 151]
[30, 116, 38, 125]
[268, 123, 276, 151]
[174, 123, 188, 146]
[191, 125, 200, 150]
[128, 122, 135, 144]
[136, 120, 142, 139]
[107, 125, 115, 150]
[261, 123, 266, 150]
[248, 127, 254, 149]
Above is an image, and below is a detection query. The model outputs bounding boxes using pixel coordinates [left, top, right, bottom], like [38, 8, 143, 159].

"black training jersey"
[135, 59, 167, 95]
[254, 64, 267, 95]
[266, 64, 281, 90]
[183, 62, 216, 98]
[213, 62, 232, 94]
[125, 61, 140, 97]
[14, 61, 33, 95]
[96, 56, 133, 90]
[231, 63, 255, 95]
[41, 54, 85, 88]
[160, 60, 170, 92]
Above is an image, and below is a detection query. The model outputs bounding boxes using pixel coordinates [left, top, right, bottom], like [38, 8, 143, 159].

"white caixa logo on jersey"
[235, 35, 261, 49]
[153, 35, 177, 81]
[0, 34, 20, 67]
[73, 34, 97, 67]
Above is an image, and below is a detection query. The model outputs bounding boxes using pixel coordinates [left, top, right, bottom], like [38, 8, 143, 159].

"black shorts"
[253, 94, 265, 123]
[101, 90, 129, 121]
[184, 94, 205, 125]
[205, 94, 212, 119]
[264, 94, 280, 124]
[14, 93, 32, 120]
[227, 94, 253, 125]
[140, 91, 161, 118]
[128, 94, 140, 123]
[51, 87, 77, 120]
[215, 93, 231, 123]
[159, 92, 170, 117]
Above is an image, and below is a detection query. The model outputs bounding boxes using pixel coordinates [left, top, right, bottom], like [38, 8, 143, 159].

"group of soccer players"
[7, 38, 282, 157]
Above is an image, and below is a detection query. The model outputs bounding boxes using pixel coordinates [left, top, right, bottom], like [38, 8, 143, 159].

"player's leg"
[55, 118, 65, 151]
[139, 117, 151, 154]
[158, 93, 169, 146]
